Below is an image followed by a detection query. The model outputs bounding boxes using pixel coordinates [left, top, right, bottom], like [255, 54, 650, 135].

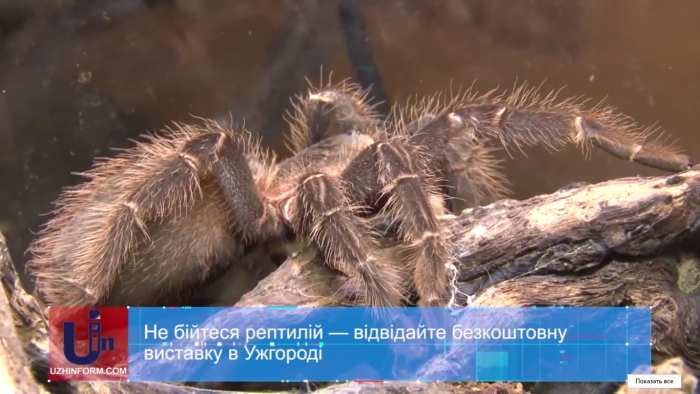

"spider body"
[27, 80, 692, 308]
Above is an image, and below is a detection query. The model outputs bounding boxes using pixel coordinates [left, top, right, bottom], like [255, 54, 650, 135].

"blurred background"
[1, 0, 699, 291]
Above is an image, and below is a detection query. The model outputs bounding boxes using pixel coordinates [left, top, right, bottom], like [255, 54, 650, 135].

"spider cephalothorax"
[27, 79, 692, 308]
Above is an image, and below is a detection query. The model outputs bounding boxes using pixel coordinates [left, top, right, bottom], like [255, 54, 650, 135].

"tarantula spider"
[27, 79, 692, 308]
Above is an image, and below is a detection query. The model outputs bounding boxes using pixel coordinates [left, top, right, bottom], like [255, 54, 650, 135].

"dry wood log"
[2, 168, 700, 393]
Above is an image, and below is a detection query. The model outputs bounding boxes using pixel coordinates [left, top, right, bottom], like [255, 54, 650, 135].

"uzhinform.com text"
[49, 367, 127, 376]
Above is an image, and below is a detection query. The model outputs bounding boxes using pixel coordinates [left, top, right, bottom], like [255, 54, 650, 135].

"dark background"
[1, 0, 699, 291]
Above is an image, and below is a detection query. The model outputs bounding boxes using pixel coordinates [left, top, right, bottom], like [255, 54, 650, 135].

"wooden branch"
[2, 169, 700, 393]
[0, 238, 48, 394]
[233, 169, 700, 371]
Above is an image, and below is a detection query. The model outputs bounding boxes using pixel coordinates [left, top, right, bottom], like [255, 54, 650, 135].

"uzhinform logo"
[63, 309, 115, 365]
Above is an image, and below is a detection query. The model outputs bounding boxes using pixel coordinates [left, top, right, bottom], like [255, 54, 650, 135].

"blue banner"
[127, 306, 651, 382]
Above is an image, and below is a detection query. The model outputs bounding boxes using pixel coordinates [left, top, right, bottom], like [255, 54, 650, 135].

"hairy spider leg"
[283, 170, 407, 307]
[29, 124, 283, 307]
[341, 138, 454, 306]
[285, 79, 385, 154]
[398, 110, 511, 214]
[444, 85, 692, 172]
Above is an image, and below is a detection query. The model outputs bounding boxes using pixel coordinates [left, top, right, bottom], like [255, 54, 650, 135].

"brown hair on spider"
[27, 77, 692, 309]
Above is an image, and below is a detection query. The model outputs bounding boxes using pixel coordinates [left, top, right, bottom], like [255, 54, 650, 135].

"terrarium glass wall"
[1, 0, 699, 290]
